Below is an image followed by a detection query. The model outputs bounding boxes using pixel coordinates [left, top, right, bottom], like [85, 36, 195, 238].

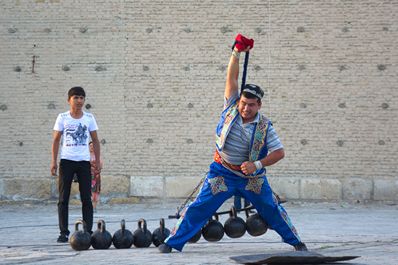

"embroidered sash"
[215, 103, 270, 162]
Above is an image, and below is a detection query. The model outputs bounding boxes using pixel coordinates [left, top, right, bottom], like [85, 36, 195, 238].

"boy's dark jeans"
[58, 159, 93, 236]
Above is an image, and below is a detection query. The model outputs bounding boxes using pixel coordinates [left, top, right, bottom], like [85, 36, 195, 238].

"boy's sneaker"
[57, 234, 68, 243]
[294, 242, 308, 251]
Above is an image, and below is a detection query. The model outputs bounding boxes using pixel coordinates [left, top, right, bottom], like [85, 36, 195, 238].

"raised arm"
[224, 34, 254, 100]
[224, 47, 241, 100]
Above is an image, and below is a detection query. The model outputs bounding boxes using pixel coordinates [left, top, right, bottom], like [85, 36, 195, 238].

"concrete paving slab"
[0, 201, 397, 264]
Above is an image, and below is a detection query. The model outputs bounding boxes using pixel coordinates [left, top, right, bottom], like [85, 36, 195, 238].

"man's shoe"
[158, 243, 172, 253]
[57, 234, 68, 243]
[294, 242, 308, 251]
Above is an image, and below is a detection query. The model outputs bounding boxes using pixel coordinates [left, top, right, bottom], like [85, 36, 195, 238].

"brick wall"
[0, 0, 397, 202]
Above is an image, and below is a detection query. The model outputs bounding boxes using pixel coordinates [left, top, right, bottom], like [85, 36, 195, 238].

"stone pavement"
[0, 200, 397, 265]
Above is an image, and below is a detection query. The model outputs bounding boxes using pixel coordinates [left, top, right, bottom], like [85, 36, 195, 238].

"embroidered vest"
[215, 99, 271, 175]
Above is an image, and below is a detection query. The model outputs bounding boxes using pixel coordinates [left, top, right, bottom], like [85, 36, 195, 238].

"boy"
[50, 86, 101, 242]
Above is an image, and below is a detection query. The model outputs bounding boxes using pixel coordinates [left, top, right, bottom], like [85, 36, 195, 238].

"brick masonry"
[0, 0, 397, 202]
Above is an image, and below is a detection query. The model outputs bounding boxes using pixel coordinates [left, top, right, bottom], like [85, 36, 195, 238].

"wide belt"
[213, 151, 242, 171]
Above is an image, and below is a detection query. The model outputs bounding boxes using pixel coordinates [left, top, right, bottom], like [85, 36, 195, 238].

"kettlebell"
[91, 219, 113, 249]
[188, 229, 201, 243]
[245, 208, 268, 236]
[69, 219, 91, 251]
[202, 214, 224, 242]
[224, 206, 246, 238]
[152, 218, 171, 247]
[112, 219, 134, 249]
[133, 218, 152, 248]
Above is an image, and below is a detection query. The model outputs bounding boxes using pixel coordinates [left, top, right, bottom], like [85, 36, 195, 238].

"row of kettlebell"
[70, 206, 268, 251]
[70, 218, 170, 251]
[199, 206, 268, 242]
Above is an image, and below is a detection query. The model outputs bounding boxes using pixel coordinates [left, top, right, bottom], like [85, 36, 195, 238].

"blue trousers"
[165, 162, 301, 251]
[234, 195, 250, 209]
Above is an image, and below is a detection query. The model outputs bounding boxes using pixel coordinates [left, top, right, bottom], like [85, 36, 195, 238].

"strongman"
[159, 34, 308, 253]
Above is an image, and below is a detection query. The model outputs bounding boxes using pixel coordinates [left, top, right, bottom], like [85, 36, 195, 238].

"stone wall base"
[1, 176, 397, 202]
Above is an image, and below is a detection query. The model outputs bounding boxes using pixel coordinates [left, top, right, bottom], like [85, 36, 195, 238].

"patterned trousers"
[165, 162, 302, 251]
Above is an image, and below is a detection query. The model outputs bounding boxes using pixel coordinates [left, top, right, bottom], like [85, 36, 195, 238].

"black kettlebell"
[70, 219, 91, 251]
[245, 209, 268, 236]
[112, 219, 134, 249]
[224, 206, 246, 238]
[202, 214, 224, 242]
[152, 218, 171, 247]
[188, 229, 201, 243]
[91, 219, 113, 249]
[133, 218, 152, 248]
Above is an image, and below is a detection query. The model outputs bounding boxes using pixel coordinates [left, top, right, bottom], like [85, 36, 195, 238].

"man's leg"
[234, 195, 242, 209]
[58, 159, 75, 240]
[164, 174, 235, 252]
[243, 198, 251, 208]
[77, 161, 93, 233]
[240, 177, 303, 247]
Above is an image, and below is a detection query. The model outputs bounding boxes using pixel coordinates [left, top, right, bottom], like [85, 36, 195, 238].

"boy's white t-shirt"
[53, 111, 98, 161]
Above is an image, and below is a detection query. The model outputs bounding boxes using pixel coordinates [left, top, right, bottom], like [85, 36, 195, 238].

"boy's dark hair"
[68, 86, 86, 99]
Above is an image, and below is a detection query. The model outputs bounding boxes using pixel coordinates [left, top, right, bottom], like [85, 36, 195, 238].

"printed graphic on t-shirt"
[64, 123, 88, 146]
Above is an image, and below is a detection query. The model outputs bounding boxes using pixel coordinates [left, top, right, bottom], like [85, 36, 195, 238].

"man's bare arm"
[240, 149, 285, 175]
[224, 47, 241, 100]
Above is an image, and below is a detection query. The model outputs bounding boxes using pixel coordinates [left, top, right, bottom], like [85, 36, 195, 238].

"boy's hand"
[95, 161, 102, 173]
[50, 162, 58, 176]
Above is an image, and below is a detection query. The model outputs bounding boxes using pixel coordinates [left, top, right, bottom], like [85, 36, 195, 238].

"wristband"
[232, 49, 240, 59]
[254, 160, 263, 170]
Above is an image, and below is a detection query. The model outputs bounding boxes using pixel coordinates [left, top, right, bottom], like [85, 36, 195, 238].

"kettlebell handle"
[160, 218, 165, 233]
[120, 219, 126, 232]
[75, 219, 87, 232]
[214, 213, 219, 221]
[138, 218, 148, 232]
[230, 206, 238, 218]
[245, 208, 250, 218]
[212, 205, 255, 216]
[97, 219, 106, 232]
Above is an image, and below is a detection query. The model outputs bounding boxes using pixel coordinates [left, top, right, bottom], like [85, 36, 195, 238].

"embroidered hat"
[241, 84, 264, 99]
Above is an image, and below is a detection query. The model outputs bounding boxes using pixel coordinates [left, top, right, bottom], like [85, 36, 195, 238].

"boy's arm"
[90, 131, 101, 172]
[51, 131, 62, 176]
